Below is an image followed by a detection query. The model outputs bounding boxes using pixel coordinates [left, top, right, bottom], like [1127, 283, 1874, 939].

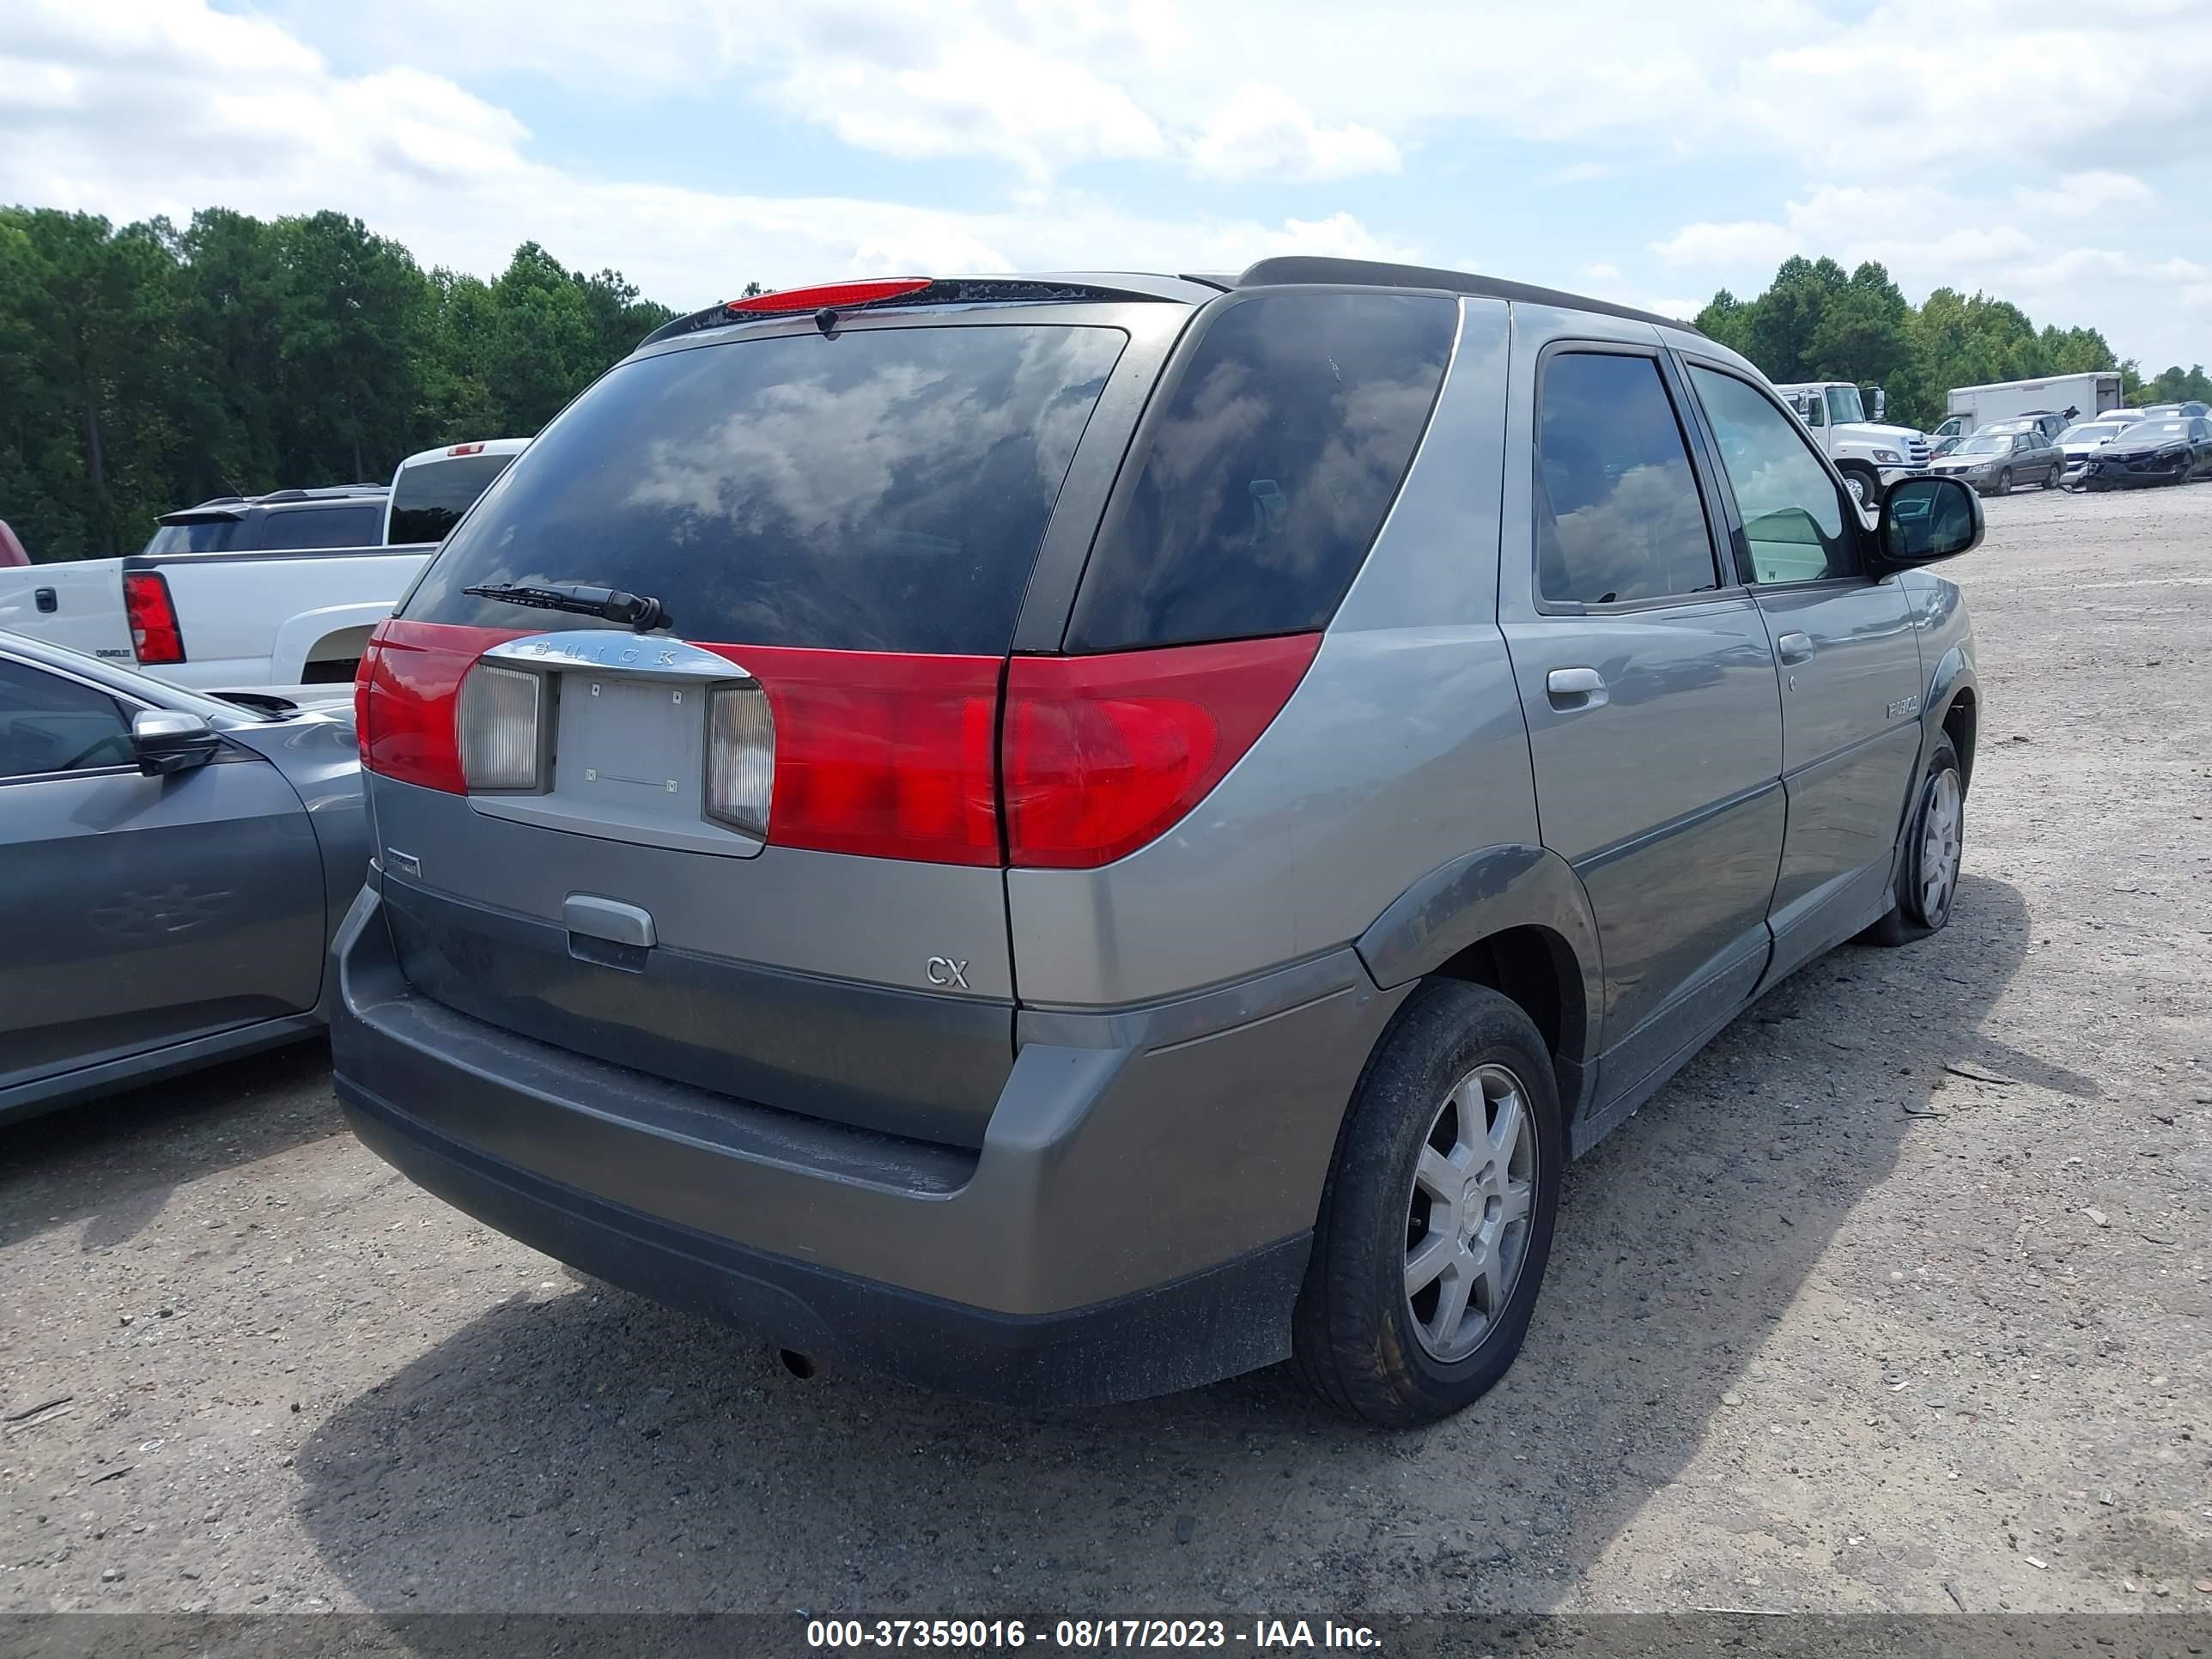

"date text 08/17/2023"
[804, 1619, 1383, 1650]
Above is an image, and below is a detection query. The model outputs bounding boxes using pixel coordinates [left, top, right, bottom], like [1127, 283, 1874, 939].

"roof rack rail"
[1231, 257, 1701, 334]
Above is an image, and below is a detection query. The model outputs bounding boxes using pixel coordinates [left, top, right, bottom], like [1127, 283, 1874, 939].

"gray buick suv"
[333, 259, 1984, 1426]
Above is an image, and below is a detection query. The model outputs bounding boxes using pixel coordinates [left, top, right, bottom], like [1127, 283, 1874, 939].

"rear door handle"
[1546, 666, 1608, 708]
[1776, 631, 1815, 664]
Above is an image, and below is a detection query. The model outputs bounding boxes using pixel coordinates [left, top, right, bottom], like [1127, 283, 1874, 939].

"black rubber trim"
[339, 1083, 1309, 1408]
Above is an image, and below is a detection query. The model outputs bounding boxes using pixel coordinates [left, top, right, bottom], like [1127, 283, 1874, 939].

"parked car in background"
[0, 521, 26, 568]
[2135, 401, 2210, 421]
[333, 261, 1986, 1427]
[2056, 418, 2136, 485]
[0, 630, 368, 1124]
[1930, 426, 2063, 495]
[1931, 412, 2063, 459]
[144, 483, 388, 556]
[0, 444, 526, 692]
[1772, 380, 1934, 508]
[2073, 417, 2212, 489]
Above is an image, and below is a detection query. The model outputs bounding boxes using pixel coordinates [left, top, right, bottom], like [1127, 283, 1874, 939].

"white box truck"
[1936, 372, 2124, 443]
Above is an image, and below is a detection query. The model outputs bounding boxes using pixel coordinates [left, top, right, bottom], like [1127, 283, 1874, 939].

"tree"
[0, 200, 756, 558]
[0, 209, 191, 558]
[265, 212, 431, 483]
[1696, 258, 2163, 433]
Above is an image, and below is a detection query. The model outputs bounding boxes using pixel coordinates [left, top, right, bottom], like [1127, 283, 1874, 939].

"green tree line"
[0, 206, 686, 562]
[1696, 254, 2212, 431]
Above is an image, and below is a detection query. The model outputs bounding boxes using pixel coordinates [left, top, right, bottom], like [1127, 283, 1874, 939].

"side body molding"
[1354, 843, 1605, 1124]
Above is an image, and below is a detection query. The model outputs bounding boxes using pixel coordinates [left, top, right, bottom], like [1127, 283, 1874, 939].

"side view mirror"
[1871, 387, 1887, 420]
[132, 708, 222, 776]
[1875, 476, 1984, 568]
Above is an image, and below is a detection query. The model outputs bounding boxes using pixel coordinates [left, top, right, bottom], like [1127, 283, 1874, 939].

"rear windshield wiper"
[463, 581, 669, 633]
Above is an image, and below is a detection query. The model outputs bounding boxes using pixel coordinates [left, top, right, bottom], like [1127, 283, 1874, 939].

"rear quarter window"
[404, 324, 1127, 654]
[387, 454, 519, 545]
[255, 505, 381, 550]
[1066, 289, 1455, 652]
[143, 520, 241, 555]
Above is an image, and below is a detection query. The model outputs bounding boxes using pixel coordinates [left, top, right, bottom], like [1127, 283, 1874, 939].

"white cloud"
[258, 0, 2212, 181]
[7, 0, 2211, 367]
[2014, 171, 2154, 219]
[0, 0, 1415, 307]
[1185, 86, 1400, 182]
[1651, 220, 1797, 270]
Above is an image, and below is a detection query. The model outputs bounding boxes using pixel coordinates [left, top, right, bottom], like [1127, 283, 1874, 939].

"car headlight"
[1871, 448, 1902, 465]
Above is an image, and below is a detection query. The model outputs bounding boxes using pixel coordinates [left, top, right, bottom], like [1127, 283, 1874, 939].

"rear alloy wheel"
[2042, 464, 2061, 489]
[1862, 737, 1965, 947]
[1294, 981, 1563, 1428]
[1991, 468, 2012, 496]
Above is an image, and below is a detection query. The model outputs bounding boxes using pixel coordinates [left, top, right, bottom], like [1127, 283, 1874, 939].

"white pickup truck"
[1771, 381, 1935, 510]
[0, 441, 524, 693]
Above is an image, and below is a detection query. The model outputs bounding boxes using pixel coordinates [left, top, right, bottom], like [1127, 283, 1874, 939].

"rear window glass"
[143, 519, 241, 555]
[388, 454, 518, 545]
[1066, 290, 1453, 652]
[258, 505, 380, 550]
[405, 325, 1127, 654]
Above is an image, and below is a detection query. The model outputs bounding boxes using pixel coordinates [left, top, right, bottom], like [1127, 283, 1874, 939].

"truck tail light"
[123, 572, 185, 665]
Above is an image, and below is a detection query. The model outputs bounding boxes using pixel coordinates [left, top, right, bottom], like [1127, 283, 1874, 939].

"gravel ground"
[3, 481, 2208, 1620]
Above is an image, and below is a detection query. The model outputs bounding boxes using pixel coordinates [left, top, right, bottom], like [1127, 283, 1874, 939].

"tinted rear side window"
[258, 505, 380, 550]
[405, 325, 1127, 654]
[1066, 291, 1455, 652]
[143, 520, 241, 555]
[388, 454, 518, 545]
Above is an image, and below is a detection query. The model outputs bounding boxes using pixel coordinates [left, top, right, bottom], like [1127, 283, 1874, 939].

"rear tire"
[2042, 464, 2060, 489]
[1293, 981, 1564, 1428]
[1991, 469, 2012, 496]
[1859, 737, 1965, 948]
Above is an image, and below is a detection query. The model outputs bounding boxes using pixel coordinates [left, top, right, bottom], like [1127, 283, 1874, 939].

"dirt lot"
[3, 482, 2208, 1621]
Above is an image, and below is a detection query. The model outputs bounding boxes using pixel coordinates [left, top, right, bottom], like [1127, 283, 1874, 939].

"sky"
[3, 0, 2210, 374]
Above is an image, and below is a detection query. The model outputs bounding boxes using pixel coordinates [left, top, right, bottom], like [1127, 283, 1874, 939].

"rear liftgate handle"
[564, 894, 656, 973]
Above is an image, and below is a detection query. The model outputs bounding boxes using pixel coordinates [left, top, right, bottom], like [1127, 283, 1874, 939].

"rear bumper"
[330, 882, 1402, 1406]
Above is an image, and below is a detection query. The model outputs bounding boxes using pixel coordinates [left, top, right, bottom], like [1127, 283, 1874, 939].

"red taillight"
[123, 572, 185, 665]
[726, 278, 931, 316]
[447, 442, 487, 456]
[355, 621, 1316, 871]
[1003, 635, 1320, 869]
[699, 645, 1000, 866]
[356, 618, 526, 792]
